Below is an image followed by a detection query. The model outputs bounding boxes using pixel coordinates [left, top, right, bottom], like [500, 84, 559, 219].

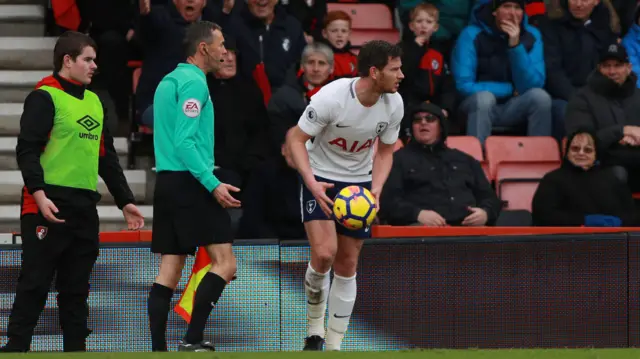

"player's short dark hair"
[356, 40, 403, 77]
[53, 31, 97, 72]
[183, 21, 222, 57]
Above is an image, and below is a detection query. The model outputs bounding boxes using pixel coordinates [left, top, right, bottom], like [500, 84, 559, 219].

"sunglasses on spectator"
[569, 145, 594, 154]
[413, 114, 439, 123]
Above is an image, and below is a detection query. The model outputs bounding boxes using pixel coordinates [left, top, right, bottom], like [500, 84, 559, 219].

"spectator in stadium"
[207, 35, 269, 189]
[280, 0, 327, 43]
[267, 42, 334, 156]
[397, 0, 473, 56]
[532, 129, 637, 226]
[524, 0, 547, 27]
[398, 4, 451, 140]
[136, 0, 218, 127]
[321, 10, 358, 79]
[540, 0, 619, 141]
[379, 102, 501, 227]
[239, 43, 332, 238]
[76, 0, 137, 125]
[565, 43, 640, 193]
[622, 4, 640, 88]
[214, 0, 307, 97]
[236, 129, 305, 240]
[452, 0, 552, 145]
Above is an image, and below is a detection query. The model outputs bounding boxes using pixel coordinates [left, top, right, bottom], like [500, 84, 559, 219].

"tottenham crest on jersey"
[375, 122, 388, 135]
[182, 98, 201, 118]
[36, 226, 48, 240]
[306, 200, 317, 214]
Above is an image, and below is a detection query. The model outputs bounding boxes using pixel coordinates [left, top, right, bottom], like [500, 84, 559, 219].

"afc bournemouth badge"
[36, 226, 48, 240]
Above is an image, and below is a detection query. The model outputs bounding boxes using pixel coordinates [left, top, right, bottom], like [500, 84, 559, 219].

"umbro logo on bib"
[77, 115, 100, 141]
[77, 116, 99, 132]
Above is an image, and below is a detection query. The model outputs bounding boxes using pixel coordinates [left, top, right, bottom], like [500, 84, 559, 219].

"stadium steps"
[0, 136, 133, 170]
[0, 102, 20, 135]
[0, 170, 148, 204]
[0, 70, 50, 102]
[0, 5, 45, 38]
[0, 37, 54, 70]
[0, 204, 154, 232]
[0, 0, 41, 3]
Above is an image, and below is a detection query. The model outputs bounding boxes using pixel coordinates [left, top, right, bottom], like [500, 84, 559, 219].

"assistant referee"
[147, 21, 241, 352]
[1, 32, 145, 353]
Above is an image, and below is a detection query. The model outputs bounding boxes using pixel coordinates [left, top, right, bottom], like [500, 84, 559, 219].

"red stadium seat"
[496, 161, 561, 211]
[327, 3, 394, 29]
[350, 29, 400, 47]
[446, 136, 491, 181]
[446, 136, 483, 161]
[485, 136, 560, 179]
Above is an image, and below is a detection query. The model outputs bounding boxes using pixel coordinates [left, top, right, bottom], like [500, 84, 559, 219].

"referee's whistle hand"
[213, 183, 242, 208]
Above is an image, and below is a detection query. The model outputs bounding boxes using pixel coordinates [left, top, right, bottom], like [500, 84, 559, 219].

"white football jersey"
[297, 77, 404, 182]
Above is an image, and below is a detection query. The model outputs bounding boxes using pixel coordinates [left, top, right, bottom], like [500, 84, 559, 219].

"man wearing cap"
[379, 102, 501, 227]
[451, 0, 552, 145]
[565, 43, 640, 192]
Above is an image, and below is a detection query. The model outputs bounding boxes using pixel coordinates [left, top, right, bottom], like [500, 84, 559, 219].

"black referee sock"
[148, 283, 174, 352]
[184, 272, 227, 344]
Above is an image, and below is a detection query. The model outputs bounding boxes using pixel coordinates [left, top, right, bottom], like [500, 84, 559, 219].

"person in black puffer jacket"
[531, 129, 637, 227]
[379, 102, 501, 227]
[565, 43, 640, 192]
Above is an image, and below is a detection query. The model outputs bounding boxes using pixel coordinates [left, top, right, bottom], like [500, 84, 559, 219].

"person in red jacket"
[321, 10, 358, 79]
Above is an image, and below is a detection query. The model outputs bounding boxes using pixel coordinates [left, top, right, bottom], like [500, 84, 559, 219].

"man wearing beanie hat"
[452, 0, 551, 145]
[379, 102, 501, 227]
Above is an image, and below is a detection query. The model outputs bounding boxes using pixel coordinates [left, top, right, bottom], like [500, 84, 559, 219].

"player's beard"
[377, 73, 395, 94]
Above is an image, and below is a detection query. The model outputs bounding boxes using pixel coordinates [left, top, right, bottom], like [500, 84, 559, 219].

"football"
[333, 186, 377, 230]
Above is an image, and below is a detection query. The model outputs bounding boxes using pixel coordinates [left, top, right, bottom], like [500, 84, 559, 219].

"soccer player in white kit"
[286, 40, 405, 351]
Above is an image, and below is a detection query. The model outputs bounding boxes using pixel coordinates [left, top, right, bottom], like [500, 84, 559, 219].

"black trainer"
[303, 335, 324, 351]
[177, 340, 216, 352]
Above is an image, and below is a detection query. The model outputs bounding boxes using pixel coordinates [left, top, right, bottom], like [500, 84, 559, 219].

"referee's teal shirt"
[153, 63, 221, 192]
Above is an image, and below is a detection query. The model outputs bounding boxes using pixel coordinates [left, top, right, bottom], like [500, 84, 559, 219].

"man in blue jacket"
[452, 0, 552, 144]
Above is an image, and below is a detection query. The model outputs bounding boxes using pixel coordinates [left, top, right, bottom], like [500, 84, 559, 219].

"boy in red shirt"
[321, 10, 358, 79]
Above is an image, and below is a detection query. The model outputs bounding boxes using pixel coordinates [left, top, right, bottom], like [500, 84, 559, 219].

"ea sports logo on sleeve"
[183, 98, 201, 118]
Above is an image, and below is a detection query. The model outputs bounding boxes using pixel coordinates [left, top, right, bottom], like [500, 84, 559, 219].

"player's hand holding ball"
[307, 179, 335, 216]
[213, 183, 241, 208]
[333, 186, 377, 230]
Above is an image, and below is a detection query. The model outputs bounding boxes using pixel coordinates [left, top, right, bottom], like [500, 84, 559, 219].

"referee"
[147, 21, 240, 352]
[1, 32, 145, 353]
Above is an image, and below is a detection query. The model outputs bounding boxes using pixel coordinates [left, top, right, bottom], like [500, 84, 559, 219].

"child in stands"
[398, 3, 447, 140]
[322, 10, 358, 79]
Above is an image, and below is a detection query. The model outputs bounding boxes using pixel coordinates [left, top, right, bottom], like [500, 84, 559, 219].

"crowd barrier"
[1, 227, 640, 352]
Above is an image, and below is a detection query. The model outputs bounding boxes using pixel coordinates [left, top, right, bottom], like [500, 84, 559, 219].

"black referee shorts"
[151, 171, 232, 256]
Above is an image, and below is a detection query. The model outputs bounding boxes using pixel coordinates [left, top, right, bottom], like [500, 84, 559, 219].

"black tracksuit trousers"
[4, 207, 99, 352]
